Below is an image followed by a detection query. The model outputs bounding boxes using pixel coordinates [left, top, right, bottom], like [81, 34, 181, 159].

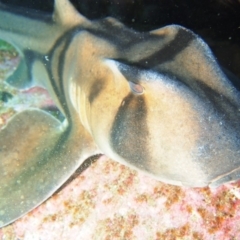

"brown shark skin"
[0, 0, 240, 228]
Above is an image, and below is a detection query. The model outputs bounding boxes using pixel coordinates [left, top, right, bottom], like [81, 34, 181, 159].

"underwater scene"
[0, 0, 240, 239]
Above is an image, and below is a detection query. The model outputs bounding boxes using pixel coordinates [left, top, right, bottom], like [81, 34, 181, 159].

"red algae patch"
[95, 212, 139, 240]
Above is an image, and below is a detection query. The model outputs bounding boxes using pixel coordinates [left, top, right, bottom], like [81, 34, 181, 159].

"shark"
[0, 0, 240, 228]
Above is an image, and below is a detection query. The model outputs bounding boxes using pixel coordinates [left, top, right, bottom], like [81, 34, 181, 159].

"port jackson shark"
[0, 0, 240, 227]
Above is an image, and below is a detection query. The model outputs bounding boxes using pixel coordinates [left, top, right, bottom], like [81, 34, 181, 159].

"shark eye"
[129, 81, 144, 95]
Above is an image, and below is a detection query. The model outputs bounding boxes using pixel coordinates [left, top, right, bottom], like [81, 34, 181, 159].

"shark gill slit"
[46, 28, 81, 120]
[43, 30, 83, 153]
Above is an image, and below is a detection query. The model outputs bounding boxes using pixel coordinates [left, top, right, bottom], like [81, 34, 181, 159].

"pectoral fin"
[0, 109, 99, 227]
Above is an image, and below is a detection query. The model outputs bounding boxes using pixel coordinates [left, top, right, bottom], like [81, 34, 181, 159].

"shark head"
[65, 22, 240, 187]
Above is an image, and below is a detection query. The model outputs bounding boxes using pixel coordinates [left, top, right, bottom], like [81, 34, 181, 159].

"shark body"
[0, 0, 240, 227]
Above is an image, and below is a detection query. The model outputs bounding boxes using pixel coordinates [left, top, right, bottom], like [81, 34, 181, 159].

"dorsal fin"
[53, 0, 88, 26]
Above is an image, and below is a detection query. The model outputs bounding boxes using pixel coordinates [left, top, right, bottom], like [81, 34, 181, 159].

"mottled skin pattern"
[0, 0, 240, 227]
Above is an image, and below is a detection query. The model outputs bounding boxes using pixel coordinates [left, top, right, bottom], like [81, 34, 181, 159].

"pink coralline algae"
[0, 155, 240, 240]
